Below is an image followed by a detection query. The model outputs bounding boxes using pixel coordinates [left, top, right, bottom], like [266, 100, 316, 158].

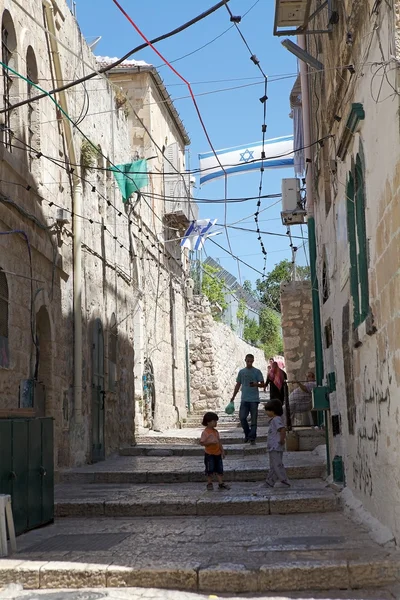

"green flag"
[111, 159, 148, 202]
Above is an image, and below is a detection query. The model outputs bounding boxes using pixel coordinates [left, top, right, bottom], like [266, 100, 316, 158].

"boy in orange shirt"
[200, 412, 231, 491]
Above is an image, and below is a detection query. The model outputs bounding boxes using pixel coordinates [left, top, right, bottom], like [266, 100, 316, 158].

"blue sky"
[75, 0, 307, 287]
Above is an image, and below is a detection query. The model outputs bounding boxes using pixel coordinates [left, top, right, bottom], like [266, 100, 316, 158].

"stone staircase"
[2, 425, 398, 595]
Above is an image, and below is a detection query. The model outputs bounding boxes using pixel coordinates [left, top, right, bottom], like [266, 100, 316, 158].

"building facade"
[280, 0, 400, 542]
[0, 0, 194, 467]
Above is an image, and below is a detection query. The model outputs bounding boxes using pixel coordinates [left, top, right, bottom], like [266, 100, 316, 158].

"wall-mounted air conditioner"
[281, 177, 306, 225]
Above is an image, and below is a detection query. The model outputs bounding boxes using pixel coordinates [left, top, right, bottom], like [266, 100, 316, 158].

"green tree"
[256, 259, 310, 312]
[242, 280, 257, 298]
[201, 263, 227, 317]
[236, 298, 246, 323]
[243, 316, 259, 345]
[258, 307, 284, 358]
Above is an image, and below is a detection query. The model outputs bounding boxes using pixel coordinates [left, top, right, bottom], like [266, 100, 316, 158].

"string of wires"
[110, 0, 240, 280]
[2, 0, 230, 114]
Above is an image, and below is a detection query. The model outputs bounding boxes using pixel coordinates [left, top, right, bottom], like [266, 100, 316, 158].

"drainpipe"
[298, 35, 330, 473]
[43, 1, 82, 424]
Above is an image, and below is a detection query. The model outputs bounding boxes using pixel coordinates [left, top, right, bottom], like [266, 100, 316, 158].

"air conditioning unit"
[282, 178, 300, 210]
[275, 0, 311, 27]
[281, 177, 306, 225]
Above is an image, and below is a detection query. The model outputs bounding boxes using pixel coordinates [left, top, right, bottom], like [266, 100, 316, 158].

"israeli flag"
[198, 135, 294, 185]
[181, 219, 217, 251]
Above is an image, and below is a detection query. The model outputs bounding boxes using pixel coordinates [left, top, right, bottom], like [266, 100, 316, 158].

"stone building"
[0, 0, 194, 467]
[277, 0, 400, 542]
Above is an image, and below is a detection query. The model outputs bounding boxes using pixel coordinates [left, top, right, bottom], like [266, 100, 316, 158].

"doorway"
[92, 318, 105, 462]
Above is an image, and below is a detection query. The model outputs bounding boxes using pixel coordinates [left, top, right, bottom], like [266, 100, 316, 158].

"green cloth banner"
[111, 159, 148, 202]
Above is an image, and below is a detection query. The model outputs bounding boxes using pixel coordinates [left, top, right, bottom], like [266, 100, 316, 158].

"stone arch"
[1, 9, 18, 149]
[35, 305, 53, 417]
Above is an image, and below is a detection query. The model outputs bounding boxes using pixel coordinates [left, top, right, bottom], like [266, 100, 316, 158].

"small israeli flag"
[181, 219, 217, 251]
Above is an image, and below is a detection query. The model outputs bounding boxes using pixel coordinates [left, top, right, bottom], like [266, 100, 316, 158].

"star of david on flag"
[181, 219, 218, 251]
[239, 149, 254, 163]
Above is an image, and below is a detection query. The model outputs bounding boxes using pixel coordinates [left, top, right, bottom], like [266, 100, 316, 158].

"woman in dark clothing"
[265, 361, 287, 405]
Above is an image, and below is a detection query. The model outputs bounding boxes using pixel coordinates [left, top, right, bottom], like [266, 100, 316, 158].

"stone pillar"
[280, 281, 315, 384]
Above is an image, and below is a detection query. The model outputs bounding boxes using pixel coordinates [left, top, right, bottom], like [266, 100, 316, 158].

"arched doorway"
[92, 318, 105, 462]
[143, 358, 155, 429]
[35, 306, 52, 417]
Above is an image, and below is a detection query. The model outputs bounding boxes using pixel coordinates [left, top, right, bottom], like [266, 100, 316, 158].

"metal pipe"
[298, 34, 330, 474]
[43, 0, 83, 424]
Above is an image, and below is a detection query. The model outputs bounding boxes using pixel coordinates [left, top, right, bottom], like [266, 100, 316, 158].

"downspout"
[43, 1, 83, 424]
[298, 35, 330, 473]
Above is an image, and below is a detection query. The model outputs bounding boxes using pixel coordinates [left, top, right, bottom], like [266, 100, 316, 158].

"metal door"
[91, 318, 105, 462]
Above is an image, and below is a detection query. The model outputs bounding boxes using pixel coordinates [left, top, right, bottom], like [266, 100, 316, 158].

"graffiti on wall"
[352, 348, 392, 497]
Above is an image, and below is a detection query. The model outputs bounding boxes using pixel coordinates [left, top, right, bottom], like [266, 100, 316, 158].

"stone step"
[120, 443, 267, 457]
[136, 432, 268, 446]
[54, 480, 340, 518]
[59, 452, 326, 484]
[136, 427, 325, 451]
[8, 512, 399, 593]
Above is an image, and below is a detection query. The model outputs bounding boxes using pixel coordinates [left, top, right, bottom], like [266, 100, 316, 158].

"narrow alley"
[1, 0, 400, 598]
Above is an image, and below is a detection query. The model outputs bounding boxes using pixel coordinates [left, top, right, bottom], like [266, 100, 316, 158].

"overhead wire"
[2, 0, 230, 114]
[155, 0, 261, 70]
[112, 0, 238, 279]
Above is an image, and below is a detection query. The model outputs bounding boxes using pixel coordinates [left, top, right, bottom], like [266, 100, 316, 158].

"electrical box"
[281, 177, 306, 225]
[312, 386, 330, 411]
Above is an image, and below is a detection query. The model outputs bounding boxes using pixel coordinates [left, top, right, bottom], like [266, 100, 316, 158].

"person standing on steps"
[230, 354, 264, 445]
[265, 361, 287, 405]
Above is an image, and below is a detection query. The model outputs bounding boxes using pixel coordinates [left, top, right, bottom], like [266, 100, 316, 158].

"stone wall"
[188, 297, 267, 413]
[280, 281, 315, 386]
[0, 0, 191, 467]
[305, 0, 400, 543]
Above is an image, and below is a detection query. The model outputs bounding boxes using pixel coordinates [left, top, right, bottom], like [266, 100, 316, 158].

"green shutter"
[355, 157, 369, 322]
[346, 174, 360, 327]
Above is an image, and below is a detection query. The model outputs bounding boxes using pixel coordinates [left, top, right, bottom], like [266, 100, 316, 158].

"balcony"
[164, 174, 198, 227]
[274, 0, 333, 37]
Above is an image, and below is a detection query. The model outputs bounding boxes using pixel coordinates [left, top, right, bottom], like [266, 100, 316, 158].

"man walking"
[230, 354, 264, 445]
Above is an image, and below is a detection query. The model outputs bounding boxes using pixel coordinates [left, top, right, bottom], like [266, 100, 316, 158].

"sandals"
[206, 483, 213, 491]
[218, 483, 231, 490]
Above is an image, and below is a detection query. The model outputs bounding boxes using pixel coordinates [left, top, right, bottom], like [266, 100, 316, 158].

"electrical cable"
[1, 0, 230, 114]
[227, 225, 307, 240]
[111, 0, 236, 275]
[155, 0, 261, 70]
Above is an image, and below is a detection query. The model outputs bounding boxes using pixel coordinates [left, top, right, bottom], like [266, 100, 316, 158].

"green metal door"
[41, 418, 54, 525]
[12, 420, 29, 535]
[28, 419, 42, 529]
[92, 318, 105, 462]
[0, 420, 12, 497]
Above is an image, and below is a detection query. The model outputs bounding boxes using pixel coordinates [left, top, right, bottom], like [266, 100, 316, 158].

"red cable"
[112, 0, 228, 178]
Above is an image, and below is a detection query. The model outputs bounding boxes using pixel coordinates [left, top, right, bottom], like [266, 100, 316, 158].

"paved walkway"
[2, 512, 398, 593]
[2, 585, 400, 599]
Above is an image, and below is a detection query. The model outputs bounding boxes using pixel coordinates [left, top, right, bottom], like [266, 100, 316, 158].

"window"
[1, 11, 17, 150]
[108, 313, 117, 392]
[26, 46, 39, 170]
[26, 46, 39, 169]
[0, 267, 10, 368]
[346, 151, 369, 328]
